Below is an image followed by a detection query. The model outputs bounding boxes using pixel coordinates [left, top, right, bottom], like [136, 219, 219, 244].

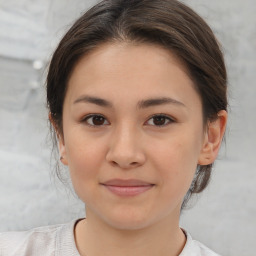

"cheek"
[150, 134, 199, 171]
[149, 134, 200, 195]
[64, 134, 106, 187]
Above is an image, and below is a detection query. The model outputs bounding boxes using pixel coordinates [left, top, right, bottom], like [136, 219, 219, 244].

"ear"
[48, 113, 68, 166]
[198, 110, 227, 165]
[58, 134, 69, 166]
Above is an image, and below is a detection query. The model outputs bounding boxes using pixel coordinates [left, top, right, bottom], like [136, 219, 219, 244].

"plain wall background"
[0, 1, 255, 255]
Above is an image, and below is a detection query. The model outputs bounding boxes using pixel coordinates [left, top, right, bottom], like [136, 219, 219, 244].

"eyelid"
[81, 113, 175, 127]
[145, 114, 176, 126]
[82, 114, 110, 127]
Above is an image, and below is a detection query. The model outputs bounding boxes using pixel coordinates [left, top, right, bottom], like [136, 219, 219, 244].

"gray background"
[0, 1, 255, 255]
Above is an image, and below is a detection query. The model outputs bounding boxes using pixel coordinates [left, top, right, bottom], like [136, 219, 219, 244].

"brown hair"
[47, 0, 227, 209]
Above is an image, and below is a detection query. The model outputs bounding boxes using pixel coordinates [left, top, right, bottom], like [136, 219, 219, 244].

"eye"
[146, 114, 174, 126]
[83, 114, 109, 126]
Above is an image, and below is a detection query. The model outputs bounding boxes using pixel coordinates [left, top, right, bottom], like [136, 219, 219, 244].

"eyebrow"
[74, 95, 112, 107]
[137, 97, 186, 109]
[73, 95, 186, 108]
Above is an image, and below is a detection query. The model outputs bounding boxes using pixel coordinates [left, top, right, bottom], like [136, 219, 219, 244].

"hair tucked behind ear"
[181, 164, 212, 210]
[46, 0, 227, 210]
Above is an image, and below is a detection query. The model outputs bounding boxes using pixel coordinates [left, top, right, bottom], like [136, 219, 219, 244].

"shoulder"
[180, 229, 221, 256]
[0, 219, 81, 256]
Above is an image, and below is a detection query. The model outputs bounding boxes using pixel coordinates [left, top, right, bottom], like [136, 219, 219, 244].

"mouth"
[100, 179, 155, 197]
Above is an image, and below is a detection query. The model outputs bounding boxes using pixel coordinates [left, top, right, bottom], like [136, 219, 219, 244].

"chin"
[101, 209, 158, 231]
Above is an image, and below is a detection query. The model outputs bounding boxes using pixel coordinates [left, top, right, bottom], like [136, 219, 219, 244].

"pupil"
[153, 116, 165, 125]
[93, 116, 104, 125]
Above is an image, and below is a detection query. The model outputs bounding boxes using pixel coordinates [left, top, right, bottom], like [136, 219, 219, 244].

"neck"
[75, 208, 186, 256]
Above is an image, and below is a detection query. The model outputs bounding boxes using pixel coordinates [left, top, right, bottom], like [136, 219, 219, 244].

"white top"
[0, 218, 221, 256]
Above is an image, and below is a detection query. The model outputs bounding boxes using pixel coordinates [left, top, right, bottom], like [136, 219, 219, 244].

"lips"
[100, 179, 155, 197]
[102, 179, 154, 186]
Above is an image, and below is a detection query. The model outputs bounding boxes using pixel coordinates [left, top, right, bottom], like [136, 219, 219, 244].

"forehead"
[70, 42, 190, 80]
[65, 42, 200, 108]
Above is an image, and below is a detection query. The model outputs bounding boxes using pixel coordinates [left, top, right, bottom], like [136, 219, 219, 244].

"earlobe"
[48, 112, 68, 166]
[59, 136, 68, 165]
[198, 110, 227, 165]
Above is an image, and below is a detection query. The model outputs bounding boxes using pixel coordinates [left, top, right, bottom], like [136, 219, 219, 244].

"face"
[59, 42, 213, 230]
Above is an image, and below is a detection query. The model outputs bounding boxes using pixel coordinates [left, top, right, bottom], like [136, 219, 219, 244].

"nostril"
[110, 161, 118, 166]
[106, 147, 146, 169]
[109, 160, 139, 169]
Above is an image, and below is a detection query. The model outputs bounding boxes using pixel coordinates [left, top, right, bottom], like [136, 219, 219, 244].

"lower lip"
[102, 185, 154, 197]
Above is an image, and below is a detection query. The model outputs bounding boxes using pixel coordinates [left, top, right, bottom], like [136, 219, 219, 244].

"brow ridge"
[74, 95, 113, 108]
[137, 97, 185, 109]
[73, 95, 185, 108]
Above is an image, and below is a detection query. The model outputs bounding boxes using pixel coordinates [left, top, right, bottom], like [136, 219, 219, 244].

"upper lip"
[101, 179, 154, 187]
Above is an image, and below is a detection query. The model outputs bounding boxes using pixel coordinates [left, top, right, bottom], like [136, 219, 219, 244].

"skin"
[55, 42, 227, 256]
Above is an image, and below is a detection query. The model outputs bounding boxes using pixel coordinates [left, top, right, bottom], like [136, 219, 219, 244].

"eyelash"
[82, 114, 175, 127]
[146, 114, 175, 126]
[82, 114, 109, 127]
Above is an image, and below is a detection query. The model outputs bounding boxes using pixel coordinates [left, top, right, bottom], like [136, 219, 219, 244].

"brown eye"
[84, 115, 109, 126]
[147, 115, 174, 126]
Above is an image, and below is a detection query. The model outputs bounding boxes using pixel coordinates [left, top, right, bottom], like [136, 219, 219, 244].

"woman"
[0, 0, 227, 255]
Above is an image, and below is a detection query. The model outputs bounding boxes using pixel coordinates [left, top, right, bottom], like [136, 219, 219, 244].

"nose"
[106, 126, 146, 169]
